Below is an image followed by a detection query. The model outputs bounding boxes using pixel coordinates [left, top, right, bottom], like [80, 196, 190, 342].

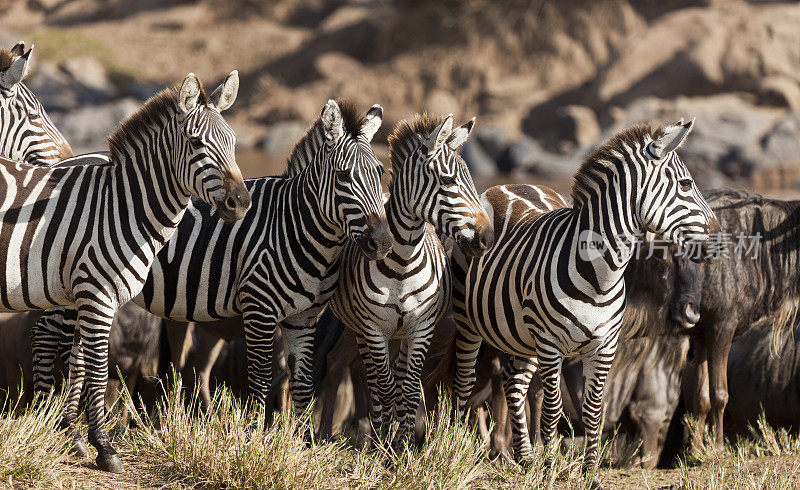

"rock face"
[5, 1, 800, 188]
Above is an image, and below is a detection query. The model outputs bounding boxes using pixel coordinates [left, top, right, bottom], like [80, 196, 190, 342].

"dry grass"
[0, 393, 69, 485]
[3, 383, 800, 489]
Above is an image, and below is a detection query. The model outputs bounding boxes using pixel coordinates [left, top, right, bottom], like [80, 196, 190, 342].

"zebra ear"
[178, 73, 202, 113]
[424, 114, 454, 154]
[647, 117, 694, 160]
[209, 70, 238, 112]
[359, 104, 383, 142]
[0, 45, 32, 89]
[446, 117, 476, 150]
[321, 99, 344, 141]
[10, 42, 25, 58]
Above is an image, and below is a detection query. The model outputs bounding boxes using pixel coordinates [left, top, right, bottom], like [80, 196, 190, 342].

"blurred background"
[2, 0, 799, 196]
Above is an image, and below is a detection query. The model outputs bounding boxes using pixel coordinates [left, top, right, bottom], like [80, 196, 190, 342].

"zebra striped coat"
[5, 72, 250, 473]
[0, 43, 73, 165]
[449, 120, 717, 480]
[32, 99, 392, 429]
[329, 113, 492, 444]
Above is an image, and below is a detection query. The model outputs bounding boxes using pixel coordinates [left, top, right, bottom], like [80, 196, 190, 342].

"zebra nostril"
[225, 196, 236, 209]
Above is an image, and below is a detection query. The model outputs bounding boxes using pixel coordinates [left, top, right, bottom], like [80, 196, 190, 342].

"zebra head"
[638, 118, 718, 251]
[0, 42, 73, 165]
[319, 99, 392, 260]
[396, 114, 493, 257]
[176, 71, 250, 222]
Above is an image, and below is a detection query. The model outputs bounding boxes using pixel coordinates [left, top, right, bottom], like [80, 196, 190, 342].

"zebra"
[0, 42, 73, 165]
[0, 71, 250, 473]
[31, 98, 392, 448]
[329, 113, 493, 446]
[445, 120, 717, 486]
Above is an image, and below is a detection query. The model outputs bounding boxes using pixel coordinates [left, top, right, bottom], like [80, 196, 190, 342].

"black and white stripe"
[13, 71, 250, 473]
[330, 114, 492, 445]
[449, 120, 716, 476]
[31, 99, 391, 430]
[0, 43, 73, 165]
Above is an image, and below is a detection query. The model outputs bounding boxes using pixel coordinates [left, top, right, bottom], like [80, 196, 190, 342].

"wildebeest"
[683, 189, 800, 447]
[715, 316, 800, 435]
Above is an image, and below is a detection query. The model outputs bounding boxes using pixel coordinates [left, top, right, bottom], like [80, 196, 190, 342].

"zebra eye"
[189, 137, 203, 149]
[679, 179, 693, 192]
[336, 169, 351, 182]
[440, 175, 457, 187]
[27, 111, 40, 121]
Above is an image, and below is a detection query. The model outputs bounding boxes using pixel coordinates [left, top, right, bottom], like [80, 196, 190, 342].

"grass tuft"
[0, 392, 69, 485]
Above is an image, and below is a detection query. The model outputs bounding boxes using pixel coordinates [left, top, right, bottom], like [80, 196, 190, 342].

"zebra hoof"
[515, 454, 535, 470]
[96, 453, 124, 473]
[589, 476, 603, 490]
[69, 439, 90, 458]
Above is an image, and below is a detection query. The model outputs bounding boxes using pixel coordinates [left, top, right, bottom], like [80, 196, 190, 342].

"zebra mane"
[386, 112, 447, 186]
[283, 98, 365, 177]
[570, 123, 666, 206]
[107, 84, 207, 162]
[0, 49, 13, 70]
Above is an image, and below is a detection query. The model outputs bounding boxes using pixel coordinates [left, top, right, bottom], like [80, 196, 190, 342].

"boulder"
[53, 97, 141, 147]
[259, 120, 309, 155]
[761, 112, 800, 170]
[758, 76, 800, 111]
[26, 61, 78, 111]
[460, 139, 496, 179]
[473, 126, 508, 163]
[423, 89, 459, 119]
[60, 56, 116, 101]
[503, 135, 541, 173]
[556, 105, 600, 150]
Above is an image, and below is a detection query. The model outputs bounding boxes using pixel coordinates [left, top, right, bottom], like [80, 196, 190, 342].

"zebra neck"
[113, 123, 191, 247]
[286, 157, 348, 257]
[386, 190, 427, 259]
[571, 193, 639, 293]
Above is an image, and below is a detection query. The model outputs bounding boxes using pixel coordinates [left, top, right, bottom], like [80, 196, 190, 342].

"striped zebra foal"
[5, 71, 250, 473]
[330, 114, 493, 446]
[0, 42, 73, 165]
[31, 99, 392, 440]
[447, 120, 717, 484]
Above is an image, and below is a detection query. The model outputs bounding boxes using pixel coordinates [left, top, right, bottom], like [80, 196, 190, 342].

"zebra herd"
[0, 42, 717, 485]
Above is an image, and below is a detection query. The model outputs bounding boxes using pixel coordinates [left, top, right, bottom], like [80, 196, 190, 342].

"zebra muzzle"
[355, 213, 392, 260]
[457, 215, 494, 258]
[216, 178, 251, 222]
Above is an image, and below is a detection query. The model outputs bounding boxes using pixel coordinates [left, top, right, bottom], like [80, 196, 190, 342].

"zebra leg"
[75, 300, 123, 473]
[282, 324, 317, 418]
[580, 345, 616, 476]
[242, 306, 276, 411]
[453, 328, 482, 419]
[59, 321, 90, 458]
[392, 339, 408, 430]
[355, 334, 394, 443]
[31, 307, 71, 398]
[395, 333, 430, 448]
[539, 354, 564, 470]
[500, 356, 538, 466]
